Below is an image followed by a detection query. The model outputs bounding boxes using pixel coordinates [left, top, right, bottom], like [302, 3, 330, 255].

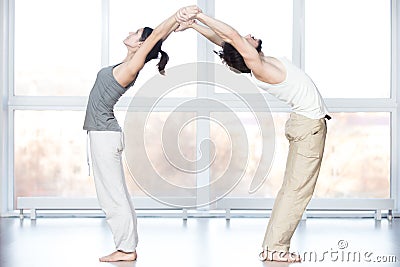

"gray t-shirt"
[83, 63, 136, 132]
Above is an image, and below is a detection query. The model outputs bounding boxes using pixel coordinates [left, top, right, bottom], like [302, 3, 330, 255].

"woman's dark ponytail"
[157, 50, 169, 75]
[140, 27, 169, 75]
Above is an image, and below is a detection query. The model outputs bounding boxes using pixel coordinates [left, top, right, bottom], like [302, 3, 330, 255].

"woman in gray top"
[83, 6, 201, 262]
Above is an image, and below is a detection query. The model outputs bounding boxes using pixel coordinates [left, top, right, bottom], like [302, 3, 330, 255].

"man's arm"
[195, 12, 261, 68]
[176, 21, 223, 47]
[194, 12, 284, 84]
[192, 23, 224, 46]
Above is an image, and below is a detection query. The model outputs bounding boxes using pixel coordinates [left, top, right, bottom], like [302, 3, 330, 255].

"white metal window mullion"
[0, 0, 10, 214]
[6, 0, 15, 213]
[195, 0, 215, 210]
[7, 110, 14, 213]
[101, 0, 110, 68]
[391, 0, 400, 212]
[292, 0, 305, 69]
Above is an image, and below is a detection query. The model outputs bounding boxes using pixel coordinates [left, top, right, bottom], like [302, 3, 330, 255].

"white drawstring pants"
[89, 131, 138, 252]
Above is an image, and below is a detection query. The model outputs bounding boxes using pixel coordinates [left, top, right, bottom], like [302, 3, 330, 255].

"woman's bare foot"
[99, 250, 137, 262]
[259, 250, 301, 263]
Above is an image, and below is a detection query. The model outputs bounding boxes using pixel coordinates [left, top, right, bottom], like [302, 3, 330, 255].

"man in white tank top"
[176, 8, 330, 263]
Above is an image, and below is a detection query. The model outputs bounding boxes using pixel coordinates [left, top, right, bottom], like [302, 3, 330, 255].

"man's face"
[244, 34, 261, 50]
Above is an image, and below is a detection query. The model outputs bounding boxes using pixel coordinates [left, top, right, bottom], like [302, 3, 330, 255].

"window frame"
[0, 0, 398, 215]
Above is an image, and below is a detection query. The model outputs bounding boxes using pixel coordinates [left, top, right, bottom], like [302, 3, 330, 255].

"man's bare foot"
[259, 250, 301, 263]
[99, 250, 137, 262]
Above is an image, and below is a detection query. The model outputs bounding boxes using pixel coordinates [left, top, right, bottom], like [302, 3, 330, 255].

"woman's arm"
[125, 15, 177, 80]
[115, 6, 200, 87]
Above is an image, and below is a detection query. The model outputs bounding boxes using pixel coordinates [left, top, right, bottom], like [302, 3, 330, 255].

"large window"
[215, 0, 293, 59]
[14, 0, 101, 96]
[305, 0, 391, 98]
[3, 0, 396, 213]
[14, 111, 91, 199]
[219, 113, 390, 199]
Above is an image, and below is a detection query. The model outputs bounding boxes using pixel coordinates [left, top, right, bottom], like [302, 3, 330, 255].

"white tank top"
[252, 57, 328, 120]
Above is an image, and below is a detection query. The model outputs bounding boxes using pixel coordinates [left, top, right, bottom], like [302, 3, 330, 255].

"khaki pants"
[89, 131, 138, 252]
[263, 113, 327, 252]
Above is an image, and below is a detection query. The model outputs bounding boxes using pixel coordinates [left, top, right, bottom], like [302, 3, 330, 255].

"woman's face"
[123, 28, 144, 49]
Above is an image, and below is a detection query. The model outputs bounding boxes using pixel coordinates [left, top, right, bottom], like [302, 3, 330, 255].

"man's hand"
[175, 20, 196, 32]
[175, 5, 202, 23]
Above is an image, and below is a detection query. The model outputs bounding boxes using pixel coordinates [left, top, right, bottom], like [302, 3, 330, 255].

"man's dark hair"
[214, 39, 262, 74]
[140, 27, 169, 75]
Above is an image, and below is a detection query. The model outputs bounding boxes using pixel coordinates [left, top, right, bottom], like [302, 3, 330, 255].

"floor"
[0, 217, 399, 267]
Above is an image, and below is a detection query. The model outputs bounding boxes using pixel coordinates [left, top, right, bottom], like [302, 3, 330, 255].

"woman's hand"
[175, 5, 201, 23]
